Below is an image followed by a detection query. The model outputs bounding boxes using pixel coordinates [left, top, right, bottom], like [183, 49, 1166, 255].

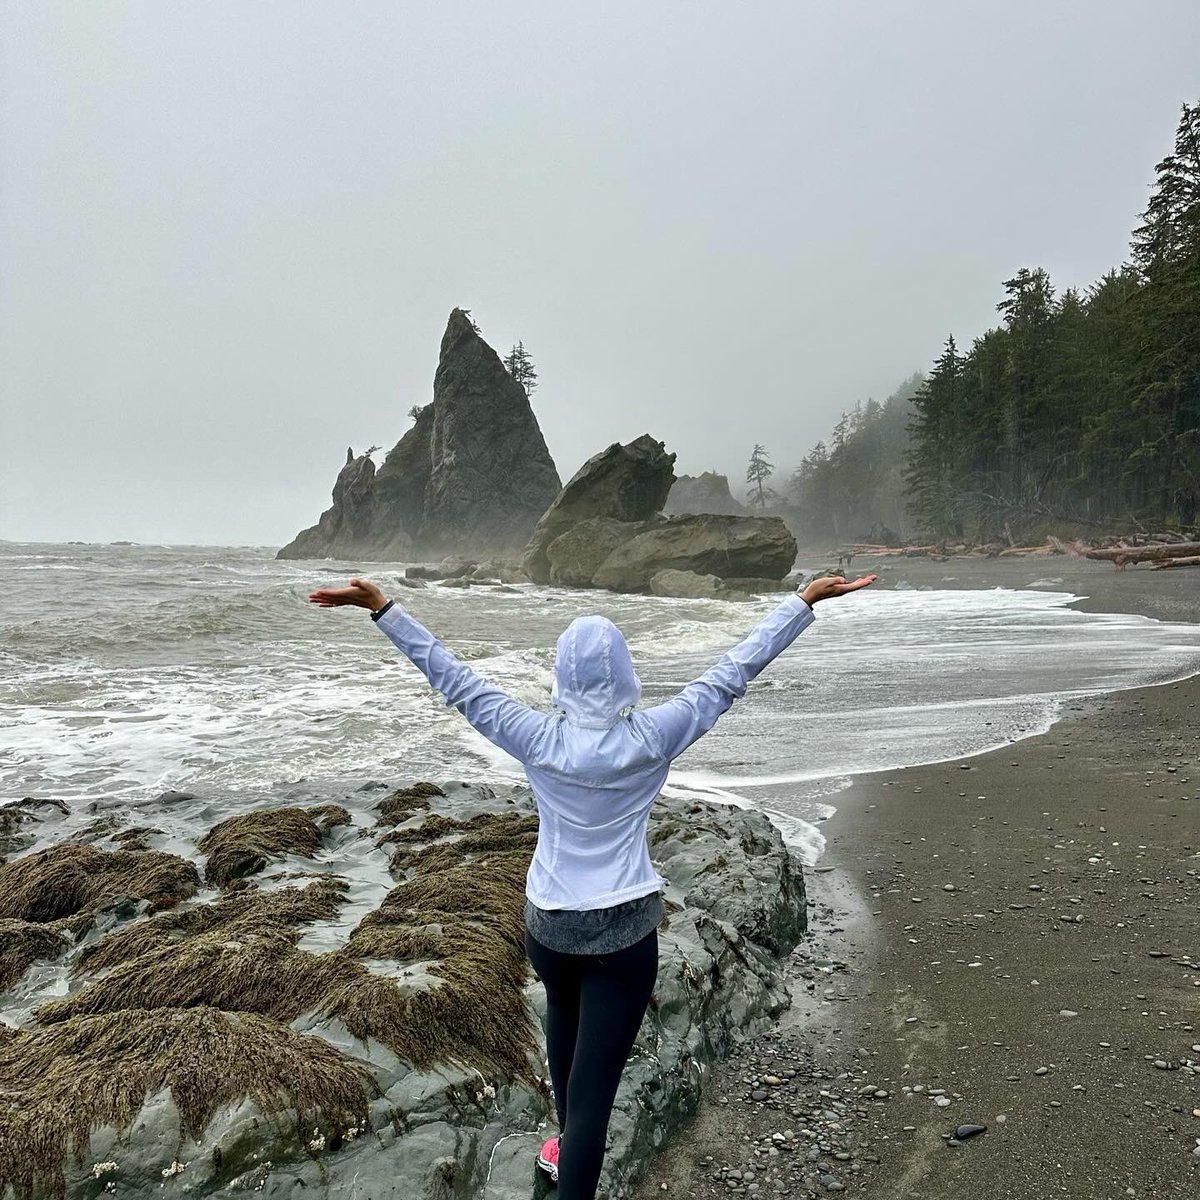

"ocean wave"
[4, 546, 1200, 871]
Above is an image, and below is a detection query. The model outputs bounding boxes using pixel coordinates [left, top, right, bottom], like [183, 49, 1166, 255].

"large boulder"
[592, 514, 798, 592]
[664, 471, 746, 516]
[523, 435, 676, 583]
[545, 517, 652, 588]
[278, 311, 561, 561]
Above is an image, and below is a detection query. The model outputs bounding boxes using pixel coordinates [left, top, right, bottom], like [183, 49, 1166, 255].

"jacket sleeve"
[640, 593, 816, 761]
[373, 603, 549, 764]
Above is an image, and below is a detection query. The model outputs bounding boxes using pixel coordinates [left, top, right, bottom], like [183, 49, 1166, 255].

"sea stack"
[277, 310, 561, 561]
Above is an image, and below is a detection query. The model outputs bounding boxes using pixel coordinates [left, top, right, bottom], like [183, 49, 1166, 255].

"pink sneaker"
[536, 1135, 560, 1183]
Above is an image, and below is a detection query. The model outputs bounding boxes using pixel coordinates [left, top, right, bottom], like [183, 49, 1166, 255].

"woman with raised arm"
[308, 572, 876, 1200]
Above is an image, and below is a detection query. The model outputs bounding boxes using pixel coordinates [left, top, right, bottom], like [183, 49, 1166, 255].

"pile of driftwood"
[837, 531, 1200, 570]
[1052, 531, 1200, 570]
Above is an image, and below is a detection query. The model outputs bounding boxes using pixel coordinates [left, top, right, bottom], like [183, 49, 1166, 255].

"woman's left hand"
[308, 577, 387, 611]
[800, 573, 878, 605]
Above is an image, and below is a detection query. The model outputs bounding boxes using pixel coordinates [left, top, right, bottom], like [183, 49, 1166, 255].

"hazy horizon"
[3, 3, 1199, 545]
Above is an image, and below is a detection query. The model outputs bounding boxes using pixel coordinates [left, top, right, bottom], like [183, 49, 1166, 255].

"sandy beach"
[633, 557, 1199, 1200]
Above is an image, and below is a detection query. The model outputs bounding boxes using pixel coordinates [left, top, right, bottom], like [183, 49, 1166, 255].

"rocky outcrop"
[0, 781, 805, 1199]
[278, 311, 561, 561]
[270, 449, 382, 561]
[523, 435, 676, 583]
[524, 441, 797, 593]
[664, 472, 746, 516]
[592, 514, 798, 592]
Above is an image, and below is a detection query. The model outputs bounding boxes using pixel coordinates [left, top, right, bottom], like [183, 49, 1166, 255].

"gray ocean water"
[5, 541, 1200, 871]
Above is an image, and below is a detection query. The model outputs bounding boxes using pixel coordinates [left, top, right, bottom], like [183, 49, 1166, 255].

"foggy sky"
[3, 2, 1198, 545]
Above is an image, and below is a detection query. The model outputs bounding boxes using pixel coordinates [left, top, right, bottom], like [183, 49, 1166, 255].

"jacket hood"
[551, 615, 641, 729]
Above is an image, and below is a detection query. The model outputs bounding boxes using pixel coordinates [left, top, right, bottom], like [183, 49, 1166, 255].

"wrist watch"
[371, 599, 394, 621]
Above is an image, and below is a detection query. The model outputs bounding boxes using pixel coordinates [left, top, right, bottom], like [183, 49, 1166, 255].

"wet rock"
[953, 1124, 987, 1140]
[0, 797, 69, 860]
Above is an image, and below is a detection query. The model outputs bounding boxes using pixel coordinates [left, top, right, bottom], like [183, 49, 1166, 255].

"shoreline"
[633, 558, 1200, 1199]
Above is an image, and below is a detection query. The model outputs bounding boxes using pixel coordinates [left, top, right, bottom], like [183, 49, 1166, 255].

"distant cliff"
[664, 472, 746, 516]
[277, 310, 561, 561]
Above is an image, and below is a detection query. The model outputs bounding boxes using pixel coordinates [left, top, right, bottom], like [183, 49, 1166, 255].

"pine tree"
[905, 336, 969, 537]
[1130, 101, 1200, 523]
[745, 444, 776, 509]
[503, 341, 539, 395]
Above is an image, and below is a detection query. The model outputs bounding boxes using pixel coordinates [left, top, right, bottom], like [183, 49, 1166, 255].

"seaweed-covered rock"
[0, 844, 199, 923]
[523, 435, 676, 583]
[197, 804, 352, 886]
[0, 919, 72, 991]
[0, 783, 805, 1200]
[0, 797, 69, 861]
[0, 1007, 372, 1199]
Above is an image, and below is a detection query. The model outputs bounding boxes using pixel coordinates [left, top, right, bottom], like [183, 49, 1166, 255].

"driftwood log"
[1150, 554, 1200, 570]
[1083, 542, 1200, 568]
[836, 534, 1199, 566]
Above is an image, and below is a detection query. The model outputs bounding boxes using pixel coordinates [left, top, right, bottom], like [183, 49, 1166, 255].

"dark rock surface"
[523, 436, 676, 583]
[592, 515, 798, 592]
[665, 472, 746, 516]
[278, 311, 560, 561]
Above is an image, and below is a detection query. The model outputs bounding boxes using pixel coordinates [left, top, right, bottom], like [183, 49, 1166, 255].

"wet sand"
[633, 556, 1199, 1199]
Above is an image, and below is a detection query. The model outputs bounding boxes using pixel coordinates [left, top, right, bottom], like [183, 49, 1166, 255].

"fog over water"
[3, 3, 1200, 544]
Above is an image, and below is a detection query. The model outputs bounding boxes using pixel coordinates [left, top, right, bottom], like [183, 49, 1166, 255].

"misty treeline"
[787, 100, 1200, 545]
[782, 376, 924, 543]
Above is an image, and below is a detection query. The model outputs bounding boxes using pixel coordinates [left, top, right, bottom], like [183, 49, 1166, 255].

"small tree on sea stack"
[504, 341, 539, 396]
[746, 443, 777, 509]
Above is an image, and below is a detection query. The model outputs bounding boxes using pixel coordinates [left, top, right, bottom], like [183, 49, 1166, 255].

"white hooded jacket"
[374, 592, 815, 910]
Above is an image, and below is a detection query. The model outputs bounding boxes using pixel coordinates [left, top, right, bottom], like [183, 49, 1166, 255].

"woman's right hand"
[308, 577, 389, 612]
[800, 574, 877, 605]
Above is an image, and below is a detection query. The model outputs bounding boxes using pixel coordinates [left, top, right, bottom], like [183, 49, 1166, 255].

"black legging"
[525, 928, 659, 1200]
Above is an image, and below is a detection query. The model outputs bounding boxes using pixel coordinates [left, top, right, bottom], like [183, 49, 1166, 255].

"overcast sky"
[2, 3, 1198, 545]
